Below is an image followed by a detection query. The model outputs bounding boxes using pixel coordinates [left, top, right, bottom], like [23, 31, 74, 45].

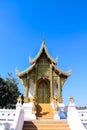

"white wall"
[78, 110, 87, 124]
[67, 103, 86, 130]
[54, 82, 58, 97]
[0, 108, 24, 130]
[28, 80, 34, 98]
[28, 80, 58, 98]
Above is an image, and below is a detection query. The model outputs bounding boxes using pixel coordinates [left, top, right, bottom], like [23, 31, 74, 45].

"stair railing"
[10, 109, 24, 130]
[10, 98, 24, 130]
[67, 97, 86, 130]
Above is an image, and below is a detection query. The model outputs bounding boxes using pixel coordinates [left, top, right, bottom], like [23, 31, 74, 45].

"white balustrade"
[67, 101, 86, 130]
[0, 102, 24, 130]
[0, 100, 87, 130]
[10, 109, 24, 130]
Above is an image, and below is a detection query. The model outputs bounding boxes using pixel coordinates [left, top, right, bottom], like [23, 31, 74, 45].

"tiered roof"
[16, 41, 71, 78]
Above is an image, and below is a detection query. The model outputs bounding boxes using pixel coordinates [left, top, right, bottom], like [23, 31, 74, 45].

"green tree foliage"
[0, 73, 20, 109]
[0, 77, 8, 108]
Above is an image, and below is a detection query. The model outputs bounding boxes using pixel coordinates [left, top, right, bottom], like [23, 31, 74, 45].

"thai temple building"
[16, 41, 71, 104]
[0, 41, 86, 130]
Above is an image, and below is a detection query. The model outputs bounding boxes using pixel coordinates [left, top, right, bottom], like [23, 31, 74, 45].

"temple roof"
[16, 41, 71, 78]
[52, 63, 71, 77]
[16, 62, 71, 78]
[16, 63, 36, 77]
[29, 41, 58, 65]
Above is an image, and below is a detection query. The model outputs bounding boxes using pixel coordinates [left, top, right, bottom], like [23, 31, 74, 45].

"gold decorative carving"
[69, 96, 74, 103]
[17, 95, 22, 103]
[53, 96, 63, 103]
[58, 96, 63, 103]
[24, 97, 29, 103]
[53, 97, 59, 112]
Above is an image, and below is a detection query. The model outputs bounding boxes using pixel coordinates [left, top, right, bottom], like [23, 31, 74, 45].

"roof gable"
[29, 41, 58, 65]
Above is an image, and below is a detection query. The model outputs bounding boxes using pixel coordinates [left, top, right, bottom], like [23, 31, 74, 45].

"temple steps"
[22, 120, 70, 130]
[36, 103, 54, 119]
[22, 103, 70, 130]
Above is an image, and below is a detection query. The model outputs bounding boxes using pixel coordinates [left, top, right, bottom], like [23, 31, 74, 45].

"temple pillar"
[23, 78, 29, 103]
[57, 76, 61, 97]
[25, 85, 28, 97]
[50, 64, 53, 101]
[34, 65, 37, 98]
[34, 83, 36, 97]
[27, 74, 30, 98]
[57, 76, 62, 102]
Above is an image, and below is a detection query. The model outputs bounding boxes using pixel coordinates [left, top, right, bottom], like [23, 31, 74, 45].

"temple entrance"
[37, 80, 50, 103]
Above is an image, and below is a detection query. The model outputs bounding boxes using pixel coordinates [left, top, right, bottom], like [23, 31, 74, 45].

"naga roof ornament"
[29, 56, 33, 65]
[55, 56, 58, 64]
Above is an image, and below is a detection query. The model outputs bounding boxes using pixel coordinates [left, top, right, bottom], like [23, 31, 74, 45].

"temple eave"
[52, 64, 70, 77]
[16, 63, 36, 77]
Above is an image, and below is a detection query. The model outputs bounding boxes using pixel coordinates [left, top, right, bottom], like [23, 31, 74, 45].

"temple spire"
[42, 33, 46, 44]
[42, 40, 46, 46]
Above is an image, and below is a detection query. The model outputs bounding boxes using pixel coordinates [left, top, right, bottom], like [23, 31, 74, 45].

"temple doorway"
[37, 79, 50, 103]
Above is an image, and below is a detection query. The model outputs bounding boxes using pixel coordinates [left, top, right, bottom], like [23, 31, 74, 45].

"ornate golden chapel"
[16, 41, 71, 103]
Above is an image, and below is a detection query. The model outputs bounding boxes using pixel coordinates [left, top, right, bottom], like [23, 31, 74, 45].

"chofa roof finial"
[55, 56, 58, 64]
[15, 67, 19, 74]
[29, 56, 33, 64]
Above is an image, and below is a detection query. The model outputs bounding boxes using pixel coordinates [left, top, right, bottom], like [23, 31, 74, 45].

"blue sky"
[0, 0, 87, 106]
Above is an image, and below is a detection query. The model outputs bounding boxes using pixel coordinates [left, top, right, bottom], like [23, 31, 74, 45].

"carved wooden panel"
[37, 81, 50, 103]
